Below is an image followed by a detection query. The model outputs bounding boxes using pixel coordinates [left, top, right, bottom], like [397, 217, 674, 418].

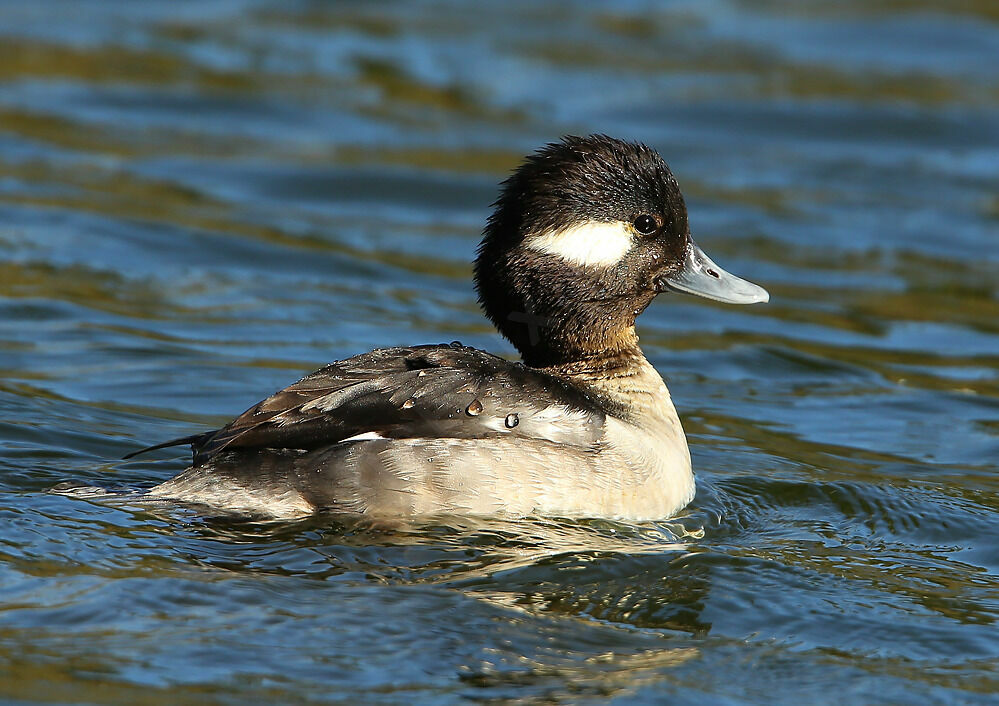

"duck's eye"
[633, 214, 658, 235]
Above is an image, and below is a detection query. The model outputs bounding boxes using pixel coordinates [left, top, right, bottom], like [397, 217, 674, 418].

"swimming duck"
[127, 134, 768, 519]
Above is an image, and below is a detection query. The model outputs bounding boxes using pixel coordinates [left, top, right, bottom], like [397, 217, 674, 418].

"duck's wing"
[127, 344, 606, 467]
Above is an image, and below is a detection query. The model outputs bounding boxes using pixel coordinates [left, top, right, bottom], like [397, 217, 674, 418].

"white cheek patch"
[526, 220, 634, 268]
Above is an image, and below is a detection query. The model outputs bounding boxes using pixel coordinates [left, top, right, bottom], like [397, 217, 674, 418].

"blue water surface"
[1, 1, 997, 703]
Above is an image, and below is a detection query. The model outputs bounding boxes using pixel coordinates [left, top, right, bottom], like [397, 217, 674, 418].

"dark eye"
[633, 214, 658, 235]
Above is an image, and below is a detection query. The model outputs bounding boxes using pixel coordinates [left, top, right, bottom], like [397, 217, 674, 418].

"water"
[1, 1, 997, 703]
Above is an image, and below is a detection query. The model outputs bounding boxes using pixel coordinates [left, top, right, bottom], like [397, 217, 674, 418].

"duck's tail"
[121, 432, 213, 460]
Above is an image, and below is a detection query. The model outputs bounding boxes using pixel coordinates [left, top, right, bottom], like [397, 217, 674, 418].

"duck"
[125, 134, 769, 520]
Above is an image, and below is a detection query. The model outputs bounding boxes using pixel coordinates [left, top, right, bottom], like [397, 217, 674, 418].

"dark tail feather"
[122, 432, 213, 460]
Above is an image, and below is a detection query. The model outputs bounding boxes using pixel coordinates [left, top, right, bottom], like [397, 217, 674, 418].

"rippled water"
[2, 1, 998, 703]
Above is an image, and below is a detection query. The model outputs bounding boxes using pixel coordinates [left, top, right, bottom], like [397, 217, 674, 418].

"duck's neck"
[532, 328, 643, 377]
[478, 248, 658, 369]
[514, 314, 646, 368]
[530, 328, 676, 425]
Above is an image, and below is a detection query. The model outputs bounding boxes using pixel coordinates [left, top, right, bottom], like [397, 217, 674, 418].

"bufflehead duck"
[128, 135, 768, 519]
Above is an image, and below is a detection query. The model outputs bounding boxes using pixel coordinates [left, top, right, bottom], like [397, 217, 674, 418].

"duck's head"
[474, 134, 768, 368]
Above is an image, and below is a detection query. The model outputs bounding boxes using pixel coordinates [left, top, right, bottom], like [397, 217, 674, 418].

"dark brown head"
[474, 135, 767, 368]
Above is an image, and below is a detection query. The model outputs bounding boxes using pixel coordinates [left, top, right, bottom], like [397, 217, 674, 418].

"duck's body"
[129, 135, 768, 520]
[147, 343, 691, 519]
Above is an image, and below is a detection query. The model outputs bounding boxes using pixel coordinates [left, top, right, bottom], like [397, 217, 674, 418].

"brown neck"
[475, 239, 658, 370]
[534, 328, 673, 426]
[495, 287, 655, 369]
[525, 326, 645, 375]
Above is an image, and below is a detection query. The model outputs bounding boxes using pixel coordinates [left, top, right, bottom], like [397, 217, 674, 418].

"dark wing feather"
[130, 344, 605, 467]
